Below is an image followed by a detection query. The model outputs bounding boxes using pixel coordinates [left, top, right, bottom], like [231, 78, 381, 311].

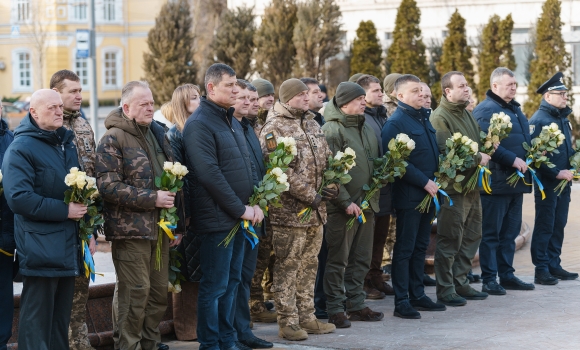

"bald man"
[3, 89, 87, 350]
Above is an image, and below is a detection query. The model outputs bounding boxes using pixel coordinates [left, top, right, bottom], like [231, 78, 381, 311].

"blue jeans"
[0, 253, 14, 350]
[197, 230, 245, 350]
[479, 194, 522, 283]
[233, 238, 259, 341]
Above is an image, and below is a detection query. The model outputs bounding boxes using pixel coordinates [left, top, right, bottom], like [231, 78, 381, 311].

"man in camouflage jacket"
[50, 70, 97, 350]
[96, 81, 183, 350]
[259, 79, 337, 341]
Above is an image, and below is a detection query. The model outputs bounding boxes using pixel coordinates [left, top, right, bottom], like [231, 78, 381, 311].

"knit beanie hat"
[335, 82, 366, 107]
[383, 73, 402, 95]
[348, 73, 365, 82]
[279, 78, 308, 104]
[251, 78, 275, 98]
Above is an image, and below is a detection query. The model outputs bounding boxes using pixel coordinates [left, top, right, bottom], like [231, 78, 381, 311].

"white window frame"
[12, 0, 31, 23]
[97, 0, 122, 23]
[69, 0, 88, 22]
[73, 51, 90, 90]
[12, 49, 33, 93]
[101, 47, 123, 91]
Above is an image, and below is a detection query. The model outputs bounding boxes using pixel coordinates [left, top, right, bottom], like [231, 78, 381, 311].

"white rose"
[283, 181, 290, 191]
[484, 140, 492, 149]
[64, 173, 76, 187]
[70, 167, 79, 174]
[86, 176, 97, 189]
[461, 135, 469, 144]
[278, 173, 288, 184]
[174, 284, 182, 293]
[470, 142, 478, 154]
[406, 139, 416, 150]
[396, 133, 410, 144]
[334, 151, 344, 160]
[507, 122, 513, 129]
[271, 167, 284, 178]
[453, 133, 462, 141]
[164, 162, 174, 172]
[75, 173, 87, 189]
[344, 147, 356, 159]
[168, 282, 175, 293]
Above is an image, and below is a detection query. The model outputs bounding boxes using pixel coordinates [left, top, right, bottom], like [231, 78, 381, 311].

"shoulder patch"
[529, 125, 535, 135]
[265, 132, 277, 151]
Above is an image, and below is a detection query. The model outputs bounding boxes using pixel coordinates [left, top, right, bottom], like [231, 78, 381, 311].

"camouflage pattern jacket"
[384, 94, 398, 117]
[96, 108, 183, 240]
[62, 110, 96, 177]
[259, 102, 331, 227]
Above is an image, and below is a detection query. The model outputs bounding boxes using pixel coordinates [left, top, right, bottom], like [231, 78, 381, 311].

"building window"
[71, 0, 87, 21]
[513, 44, 531, 85]
[103, 0, 116, 21]
[16, 0, 30, 22]
[75, 57, 89, 89]
[102, 49, 122, 90]
[12, 50, 32, 92]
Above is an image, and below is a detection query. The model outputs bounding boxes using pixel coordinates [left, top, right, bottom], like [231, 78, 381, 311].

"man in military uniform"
[322, 81, 383, 328]
[529, 72, 577, 284]
[474, 67, 534, 296]
[259, 78, 337, 341]
[50, 70, 97, 350]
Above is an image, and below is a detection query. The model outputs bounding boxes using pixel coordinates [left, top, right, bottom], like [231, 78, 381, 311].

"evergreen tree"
[292, 0, 343, 80]
[437, 9, 475, 97]
[524, 0, 573, 116]
[254, 0, 298, 90]
[143, 0, 196, 104]
[427, 39, 443, 108]
[350, 20, 382, 79]
[477, 14, 516, 101]
[385, 0, 429, 82]
[211, 6, 256, 79]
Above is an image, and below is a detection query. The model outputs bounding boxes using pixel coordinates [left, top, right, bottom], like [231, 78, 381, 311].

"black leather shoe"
[482, 281, 506, 295]
[394, 300, 421, 319]
[158, 343, 169, 350]
[437, 293, 467, 307]
[549, 268, 579, 280]
[535, 271, 559, 285]
[423, 274, 436, 286]
[410, 295, 446, 311]
[500, 276, 535, 290]
[239, 336, 274, 349]
[467, 269, 481, 283]
[235, 342, 252, 350]
[265, 301, 275, 310]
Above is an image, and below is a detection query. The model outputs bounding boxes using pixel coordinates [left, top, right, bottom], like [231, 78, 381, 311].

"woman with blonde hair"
[168, 83, 201, 342]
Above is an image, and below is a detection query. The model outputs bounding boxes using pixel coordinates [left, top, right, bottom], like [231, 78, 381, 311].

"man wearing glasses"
[473, 67, 534, 296]
[529, 72, 577, 285]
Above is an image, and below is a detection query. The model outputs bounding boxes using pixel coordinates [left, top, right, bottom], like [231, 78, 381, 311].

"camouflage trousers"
[382, 214, 397, 266]
[249, 225, 275, 314]
[271, 224, 323, 327]
[69, 275, 94, 350]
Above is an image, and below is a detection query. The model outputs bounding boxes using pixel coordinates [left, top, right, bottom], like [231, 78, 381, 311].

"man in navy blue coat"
[529, 72, 577, 285]
[473, 67, 534, 296]
[382, 74, 446, 319]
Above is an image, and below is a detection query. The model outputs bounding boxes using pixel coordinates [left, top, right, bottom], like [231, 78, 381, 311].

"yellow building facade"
[0, 0, 164, 102]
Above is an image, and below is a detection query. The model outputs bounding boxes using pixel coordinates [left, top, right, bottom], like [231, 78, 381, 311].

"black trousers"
[18, 275, 75, 350]
[314, 227, 328, 314]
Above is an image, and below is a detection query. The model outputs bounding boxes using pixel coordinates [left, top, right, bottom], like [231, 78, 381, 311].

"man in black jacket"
[473, 67, 534, 295]
[182, 63, 264, 350]
[357, 74, 395, 298]
[382, 75, 446, 319]
[529, 72, 577, 284]
[231, 79, 273, 349]
[0, 101, 14, 350]
[3, 89, 88, 350]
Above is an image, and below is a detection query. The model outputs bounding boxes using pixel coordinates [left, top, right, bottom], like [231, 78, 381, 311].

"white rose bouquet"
[346, 134, 414, 229]
[220, 137, 296, 248]
[155, 162, 188, 272]
[298, 147, 355, 223]
[555, 140, 580, 195]
[64, 167, 104, 281]
[416, 133, 478, 213]
[506, 123, 564, 199]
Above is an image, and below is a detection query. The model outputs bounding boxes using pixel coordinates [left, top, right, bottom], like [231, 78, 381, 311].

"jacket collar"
[273, 101, 313, 120]
[364, 105, 387, 118]
[397, 101, 430, 121]
[486, 89, 521, 109]
[324, 98, 365, 129]
[539, 99, 572, 119]
[14, 112, 73, 146]
[438, 96, 469, 115]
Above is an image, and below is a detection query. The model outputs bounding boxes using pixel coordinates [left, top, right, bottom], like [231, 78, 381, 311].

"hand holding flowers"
[554, 140, 580, 195]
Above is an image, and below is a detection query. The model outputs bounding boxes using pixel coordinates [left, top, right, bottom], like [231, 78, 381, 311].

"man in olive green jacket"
[322, 82, 384, 328]
[430, 71, 491, 306]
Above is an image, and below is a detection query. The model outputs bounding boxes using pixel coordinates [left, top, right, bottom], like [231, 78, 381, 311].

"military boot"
[299, 319, 336, 334]
[278, 324, 308, 341]
[363, 280, 386, 299]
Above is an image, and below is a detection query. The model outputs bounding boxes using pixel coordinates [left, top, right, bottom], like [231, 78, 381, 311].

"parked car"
[13, 100, 30, 111]
[1, 102, 27, 130]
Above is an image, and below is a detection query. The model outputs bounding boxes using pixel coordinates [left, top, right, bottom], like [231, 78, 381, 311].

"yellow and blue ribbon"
[158, 219, 177, 240]
[528, 167, 546, 200]
[432, 179, 453, 222]
[82, 238, 96, 282]
[0, 248, 14, 257]
[478, 165, 492, 194]
[357, 200, 369, 224]
[241, 220, 259, 250]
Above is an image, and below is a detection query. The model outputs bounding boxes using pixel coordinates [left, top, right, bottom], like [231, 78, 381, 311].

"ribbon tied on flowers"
[357, 200, 369, 224]
[477, 165, 492, 194]
[516, 158, 545, 200]
[241, 220, 259, 250]
[432, 178, 454, 223]
[158, 219, 177, 240]
[0, 248, 14, 257]
[82, 237, 96, 282]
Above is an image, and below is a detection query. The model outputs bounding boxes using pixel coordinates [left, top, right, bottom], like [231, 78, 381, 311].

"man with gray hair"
[96, 80, 184, 350]
[473, 67, 534, 296]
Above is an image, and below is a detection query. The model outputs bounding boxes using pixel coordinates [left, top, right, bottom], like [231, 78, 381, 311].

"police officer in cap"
[529, 72, 578, 285]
